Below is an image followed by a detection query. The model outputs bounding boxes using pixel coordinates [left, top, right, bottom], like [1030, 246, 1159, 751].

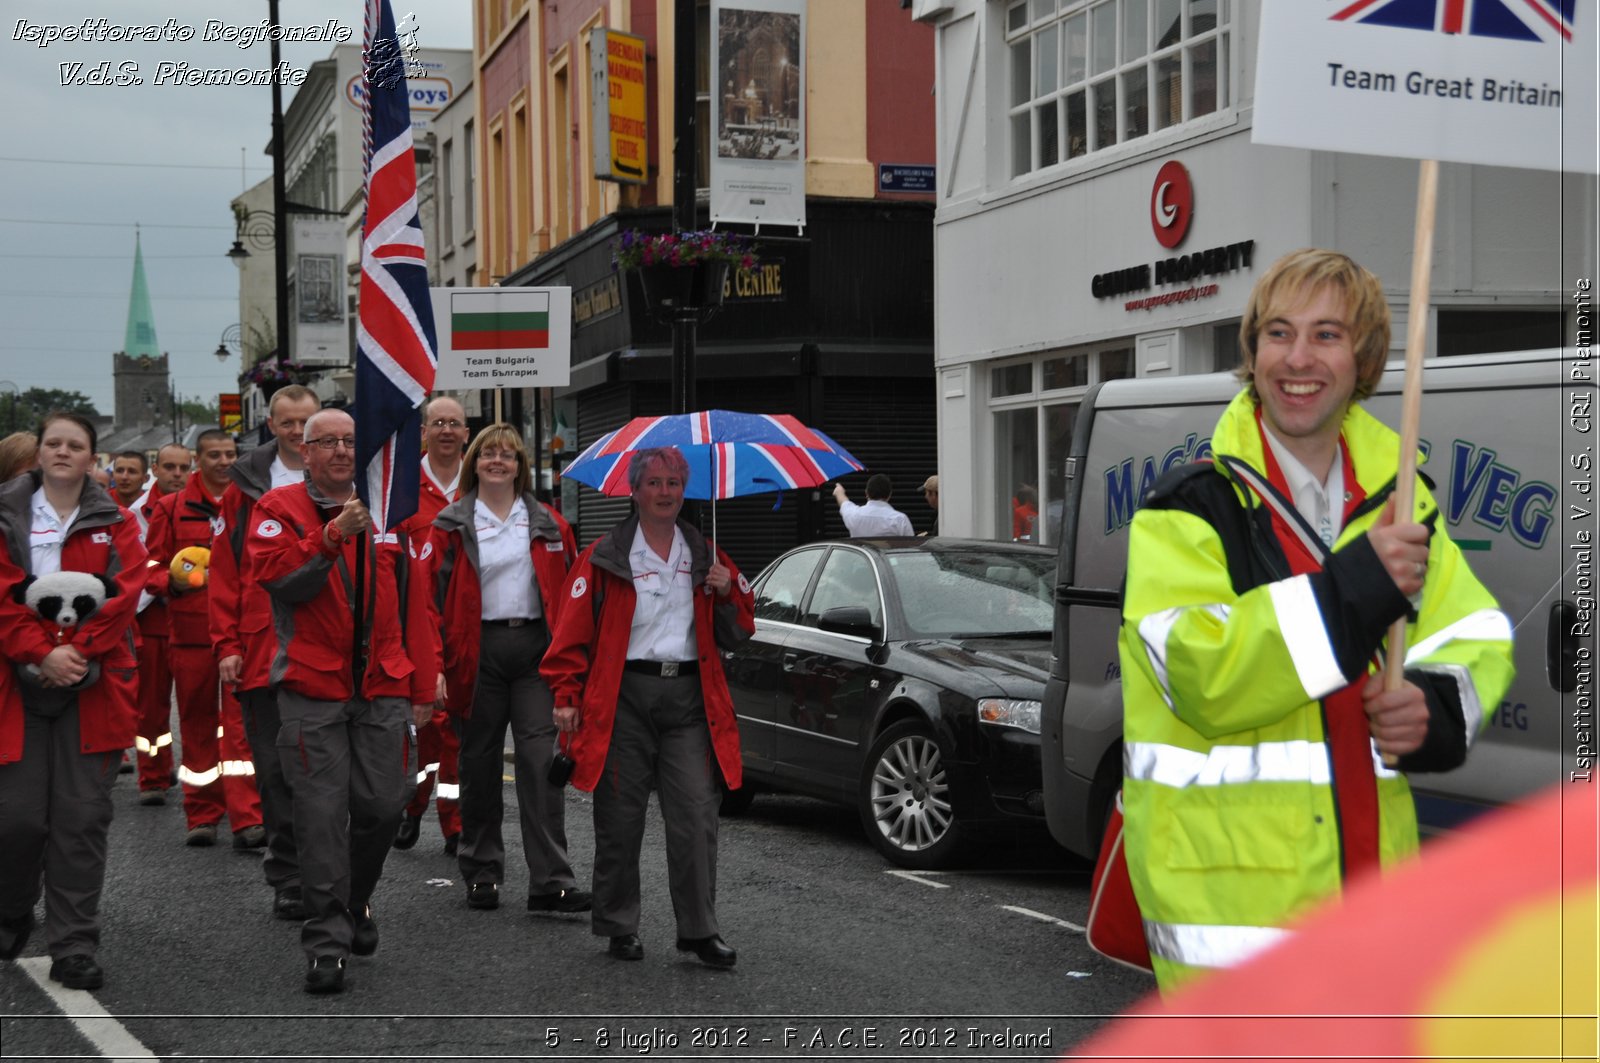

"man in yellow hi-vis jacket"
[1119, 249, 1515, 991]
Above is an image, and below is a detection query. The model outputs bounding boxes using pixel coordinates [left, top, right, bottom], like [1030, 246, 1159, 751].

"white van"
[1041, 348, 1591, 859]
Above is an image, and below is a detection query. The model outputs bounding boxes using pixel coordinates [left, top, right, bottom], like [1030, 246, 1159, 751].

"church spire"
[123, 227, 160, 358]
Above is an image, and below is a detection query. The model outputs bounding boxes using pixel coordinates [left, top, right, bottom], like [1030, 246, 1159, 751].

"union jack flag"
[1331, 0, 1577, 42]
[354, 0, 437, 531]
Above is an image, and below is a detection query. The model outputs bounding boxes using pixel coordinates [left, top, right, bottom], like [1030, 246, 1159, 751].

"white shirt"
[422, 456, 461, 499]
[30, 487, 77, 576]
[475, 497, 540, 621]
[626, 523, 697, 662]
[839, 498, 914, 538]
[1262, 425, 1346, 549]
[129, 487, 153, 540]
[269, 454, 301, 490]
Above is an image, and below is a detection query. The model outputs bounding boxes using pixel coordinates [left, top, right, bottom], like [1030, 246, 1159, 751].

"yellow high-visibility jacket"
[1119, 391, 1514, 990]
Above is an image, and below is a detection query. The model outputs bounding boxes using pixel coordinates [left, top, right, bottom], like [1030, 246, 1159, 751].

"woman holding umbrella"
[541, 446, 755, 967]
[431, 424, 590, 916]
[0, 412, 145, 990]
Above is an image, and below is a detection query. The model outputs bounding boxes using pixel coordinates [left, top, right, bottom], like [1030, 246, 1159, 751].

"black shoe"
[232, 824, 267, 850]
[527, 888, 592, 913]
[273, 887, 308, 921]
[393, 814, 421, 851]
[467, 882, 499, 910]
[304, 956, 346, 995]
[676, 935, 737, 969]
[607, 933, 644, 961]
[185, 823, 217, 847]
[0, 913, 35, 961]
[138, 790, 166, 806]
[48, 954, 104, 990]
[351, 906, 378, 957]
[442, 833, 459, 858]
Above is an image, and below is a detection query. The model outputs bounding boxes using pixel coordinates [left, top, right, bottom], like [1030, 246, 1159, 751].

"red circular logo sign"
[1150, 161, 1194, 249]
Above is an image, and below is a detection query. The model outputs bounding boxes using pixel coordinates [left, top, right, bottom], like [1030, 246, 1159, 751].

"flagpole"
[1380, 157, 1439, 767]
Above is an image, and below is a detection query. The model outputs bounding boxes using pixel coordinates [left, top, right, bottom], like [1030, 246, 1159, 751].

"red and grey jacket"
[248, 480, 438, 705]
[431, 491, 576, 719]
[0, 471, 147, 763]
[208, 441, 282, 690]
[145, 475, 224, 648]
[539, 516, 755, 793]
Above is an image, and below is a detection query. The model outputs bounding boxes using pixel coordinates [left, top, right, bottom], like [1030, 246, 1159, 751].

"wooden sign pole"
[1380, 158, 1440, 765]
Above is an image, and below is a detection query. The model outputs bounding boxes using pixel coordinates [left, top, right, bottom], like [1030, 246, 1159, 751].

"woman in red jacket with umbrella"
[541, 446, 755, 967]
[0, 412, 146, 990]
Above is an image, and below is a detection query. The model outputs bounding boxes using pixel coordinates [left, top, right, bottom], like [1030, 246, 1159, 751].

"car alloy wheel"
[859, 720, 965, 869]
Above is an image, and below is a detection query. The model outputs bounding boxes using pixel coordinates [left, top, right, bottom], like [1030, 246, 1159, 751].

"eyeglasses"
[427, 419, 466, 430]
[306, 437, 357, 451]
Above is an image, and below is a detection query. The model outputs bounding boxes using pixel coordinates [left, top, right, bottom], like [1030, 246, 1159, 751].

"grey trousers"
[591, 671, 720, 941]
[239, 686, 298, 892]
[455, 621, 577, 895]
[275, 690, 415, 960]
[0, 703, 119, 960]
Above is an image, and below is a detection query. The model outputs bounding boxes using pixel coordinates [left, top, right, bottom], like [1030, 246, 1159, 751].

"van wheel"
[857, 720, 967, 869]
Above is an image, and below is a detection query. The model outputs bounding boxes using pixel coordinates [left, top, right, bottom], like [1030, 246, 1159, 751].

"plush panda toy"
[16, 571, 118, 631]
[12, 572, 118, 694]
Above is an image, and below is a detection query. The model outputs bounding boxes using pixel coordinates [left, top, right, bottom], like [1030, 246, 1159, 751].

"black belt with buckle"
[623, 659, 698, 678]
[484, 617, 542, 628]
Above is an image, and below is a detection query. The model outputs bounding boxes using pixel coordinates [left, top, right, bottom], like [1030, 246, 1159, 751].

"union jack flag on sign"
[354, 0, 437, 532]
[1331, 0, 1577, 42]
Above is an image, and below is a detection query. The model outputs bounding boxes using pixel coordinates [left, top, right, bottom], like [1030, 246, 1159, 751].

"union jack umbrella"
[561, 410, 864, 501]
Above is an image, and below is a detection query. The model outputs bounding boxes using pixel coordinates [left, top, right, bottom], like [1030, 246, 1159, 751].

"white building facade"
[912, 0, 1595, 542]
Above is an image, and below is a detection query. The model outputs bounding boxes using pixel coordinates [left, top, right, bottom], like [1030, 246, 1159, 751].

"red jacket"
[431, 491, 576, 719]
[249, 481, 438, 705]
[0, 471, 146, 763]
[540, 516, 754, 793]
[208, 441, 282, 690]
[145, 475, 225, 647]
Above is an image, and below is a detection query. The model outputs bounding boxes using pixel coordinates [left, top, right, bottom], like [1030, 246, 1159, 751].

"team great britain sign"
[1254, 1, 1596, 173]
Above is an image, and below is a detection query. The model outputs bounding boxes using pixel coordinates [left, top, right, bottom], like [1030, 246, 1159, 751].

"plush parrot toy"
[170, 546, 211, 590]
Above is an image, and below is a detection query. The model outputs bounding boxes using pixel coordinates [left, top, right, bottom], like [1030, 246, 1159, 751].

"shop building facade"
[912, 0, 1595, 542]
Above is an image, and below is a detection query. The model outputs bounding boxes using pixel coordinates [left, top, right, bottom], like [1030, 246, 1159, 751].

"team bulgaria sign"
[429, 287, 572, 390]
[1254, 1, 1596, 173]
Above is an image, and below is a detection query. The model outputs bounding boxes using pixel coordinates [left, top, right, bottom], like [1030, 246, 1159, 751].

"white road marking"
[1002, 904, 1087, 932]
[885, 869, 950, 889]
[18, 957, 157, 1061]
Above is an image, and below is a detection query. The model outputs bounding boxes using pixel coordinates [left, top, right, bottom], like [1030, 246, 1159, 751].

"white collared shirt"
[839, 498, 915, 538]
[626, 523, 696, 662]
[30, 487, 77, 576]
[475, 497, 540, 621]
[1261, 425, 1346, 549]
[269, 454, 301, 490]
[422, 456, 461, 500]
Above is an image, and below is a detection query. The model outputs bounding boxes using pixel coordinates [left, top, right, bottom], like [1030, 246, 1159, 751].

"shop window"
[995, 407, 1041, 541]
[1436, 309, 1565, 358]
[1043, 353, 1089, 390]
[1006, 0, 1230, 174]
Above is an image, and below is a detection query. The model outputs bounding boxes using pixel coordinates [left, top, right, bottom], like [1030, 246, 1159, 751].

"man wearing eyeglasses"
[210, 385, 320, 923]
[248, 408, 439, 995]
[394, 395, 471, 856]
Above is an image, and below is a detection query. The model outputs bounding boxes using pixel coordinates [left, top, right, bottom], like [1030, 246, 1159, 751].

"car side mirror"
[817, 605, 881, 643]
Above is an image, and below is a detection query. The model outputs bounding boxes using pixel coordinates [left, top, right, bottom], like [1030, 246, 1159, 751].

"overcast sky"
[1, 0, 472, 421]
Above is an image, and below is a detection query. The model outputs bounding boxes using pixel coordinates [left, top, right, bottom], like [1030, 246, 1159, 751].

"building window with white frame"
[1006, 0, 1230, 177]
[991, 344, 1134, 543]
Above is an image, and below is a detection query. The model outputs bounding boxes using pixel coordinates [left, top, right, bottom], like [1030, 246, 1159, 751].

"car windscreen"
[887, 551, 1056, 639]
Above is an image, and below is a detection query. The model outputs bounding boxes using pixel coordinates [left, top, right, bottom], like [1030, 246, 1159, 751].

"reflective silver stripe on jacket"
[1268, 574, 1346, 699]
[1125, 740, 1331, 788]
[1403, 608, 1510, 742]
[1137, 603, 1232, 710]
[1143, 919, 1290, 970]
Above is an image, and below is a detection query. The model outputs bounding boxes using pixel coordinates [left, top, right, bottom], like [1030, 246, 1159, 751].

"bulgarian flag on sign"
[450, 290, 550, 352]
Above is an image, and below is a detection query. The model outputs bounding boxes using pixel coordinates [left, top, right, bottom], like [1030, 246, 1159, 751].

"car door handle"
[782, 653, 797, 672]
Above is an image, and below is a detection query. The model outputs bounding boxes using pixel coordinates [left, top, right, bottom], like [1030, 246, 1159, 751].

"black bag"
[547, 747, 576, 787]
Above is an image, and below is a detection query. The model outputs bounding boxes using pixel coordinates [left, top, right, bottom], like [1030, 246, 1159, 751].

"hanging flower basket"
[613, 229, 754, 321]
[243, 359, 314, 397]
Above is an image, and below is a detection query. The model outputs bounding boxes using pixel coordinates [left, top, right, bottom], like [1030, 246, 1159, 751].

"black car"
[721, 537, 1056, 869]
